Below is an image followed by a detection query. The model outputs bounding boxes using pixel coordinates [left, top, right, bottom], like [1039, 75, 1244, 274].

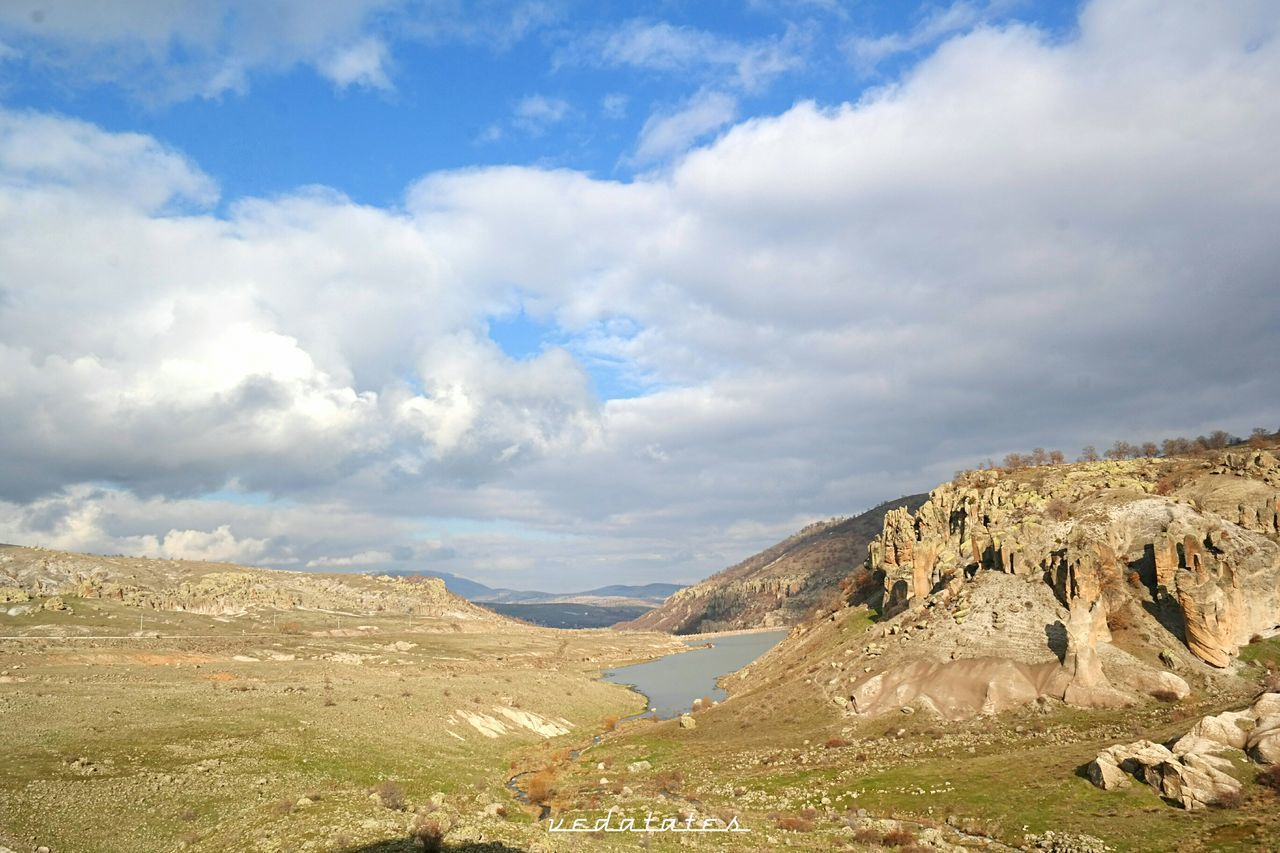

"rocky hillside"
[621, 495, 926, 634]
[0, 544, 504, 627]
[726, 442, 1280, 721]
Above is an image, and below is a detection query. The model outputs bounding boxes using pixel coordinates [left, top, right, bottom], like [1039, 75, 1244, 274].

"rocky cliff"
[620, 495, 926, 634]
[725, 444, 1280, 722]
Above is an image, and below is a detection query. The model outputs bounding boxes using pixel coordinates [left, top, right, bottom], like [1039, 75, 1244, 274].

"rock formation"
[1088, 691, 1280, 809]
[866, 452, 1280, 670]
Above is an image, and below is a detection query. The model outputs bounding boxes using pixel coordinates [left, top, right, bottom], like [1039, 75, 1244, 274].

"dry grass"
[775, 814, 815, 832]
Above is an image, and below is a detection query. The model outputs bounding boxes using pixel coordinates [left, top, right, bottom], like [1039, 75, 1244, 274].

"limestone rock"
[1247, 715, 1280, 765]
[1088, 739, 1241, 809]
[1251, 692, 1280, 718]
[1170, 710, 1251, 754]
[678, 713, 696, 730]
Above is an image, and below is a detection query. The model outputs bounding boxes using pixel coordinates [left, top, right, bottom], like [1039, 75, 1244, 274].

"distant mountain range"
[374, 570, 684, 608]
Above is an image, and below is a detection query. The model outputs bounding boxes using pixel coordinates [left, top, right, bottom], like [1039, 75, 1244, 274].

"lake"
[601, 629, 788, 719]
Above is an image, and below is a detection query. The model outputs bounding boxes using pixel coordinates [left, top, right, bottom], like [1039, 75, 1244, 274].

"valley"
[4, 440, 1280, 851]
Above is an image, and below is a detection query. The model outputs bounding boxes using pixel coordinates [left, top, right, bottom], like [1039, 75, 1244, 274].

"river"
[601, 628, 788, 719]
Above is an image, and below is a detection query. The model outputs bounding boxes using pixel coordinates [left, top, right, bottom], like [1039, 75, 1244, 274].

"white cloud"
[2, 1, 1279, 588]
[601, 93, 628, 119]
[0, 0, 559, 101]
[585, 19, 808, 92]
[0, 109, 218, 210]
[319, 36, 393, 90]
[631, 90, 737, 164]
[513, 94, 571, 134]
[846, 0, 1009, 73]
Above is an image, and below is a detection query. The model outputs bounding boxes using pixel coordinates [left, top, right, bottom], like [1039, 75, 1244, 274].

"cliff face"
[870, 449, 1280, 670]
[621, 495, 926, 634]
[0, 545, 504, 625]
[725, 444, 1280, 722]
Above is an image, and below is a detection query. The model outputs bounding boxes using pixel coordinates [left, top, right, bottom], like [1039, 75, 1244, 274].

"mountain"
[619, 494, 928, 634]
[378, 570, 682, 607]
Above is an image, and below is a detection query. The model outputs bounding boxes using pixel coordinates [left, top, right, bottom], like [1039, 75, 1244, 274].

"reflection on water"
[602, 629, 787, 719]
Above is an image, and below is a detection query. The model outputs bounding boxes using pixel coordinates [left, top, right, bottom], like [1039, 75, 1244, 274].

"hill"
[537, 440, 1280, 851]
[0, 544, 507, 629]
[619, 494, 927, 634]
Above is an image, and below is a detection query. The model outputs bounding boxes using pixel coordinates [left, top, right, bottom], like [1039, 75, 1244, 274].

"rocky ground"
[0, 547, 687, 853]
[537, 444, 1280, 851]
[5, 442, 1280, 851]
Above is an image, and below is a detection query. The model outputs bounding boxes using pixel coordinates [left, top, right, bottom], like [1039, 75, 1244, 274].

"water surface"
[602, 629, 787, 719]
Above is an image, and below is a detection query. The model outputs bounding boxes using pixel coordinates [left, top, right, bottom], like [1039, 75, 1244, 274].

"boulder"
[1251, 693, 1280, 718]
[678, 714, 696, 730]
[1088, 739, 1241, 809]
[1130, 669, 1191, 702]
[1085, 754, 1130, 790]
[1170, 710, 1251, 754]
[1247, 716, 1280, 765]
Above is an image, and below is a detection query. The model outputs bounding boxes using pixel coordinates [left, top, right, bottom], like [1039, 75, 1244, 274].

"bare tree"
[1048, 449, 1065, 465]
[1105, 441, 1139, 460]
[1079, 445, 1100, 462]
[1030, 447, 1048, 466]
[1207, 429, 1233, 449]
[1140, 442, 1159, 458]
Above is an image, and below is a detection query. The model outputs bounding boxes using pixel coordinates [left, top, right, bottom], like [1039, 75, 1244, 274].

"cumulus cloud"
[2, 0, 1279, 588]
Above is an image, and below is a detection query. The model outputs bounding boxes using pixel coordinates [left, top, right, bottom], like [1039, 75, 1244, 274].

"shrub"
[411, 817, 445, 852]
[372, 780, 406, 811]
[526, 770, 556, 805]
[270, 798, 294, 816]
[883, 828, 918, 847]
[1257, 766, 1280, 792]
[1106, 606, 1134, 632]
[775, 814, 815, 832]
[1044, 498, 1070, 521]
[825, 737, 851, 749]
[602, 715, 619, 732]
[654, 770, 683, 794]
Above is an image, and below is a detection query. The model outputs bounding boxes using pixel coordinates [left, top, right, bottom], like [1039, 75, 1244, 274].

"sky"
[0, 0, 1277, 591]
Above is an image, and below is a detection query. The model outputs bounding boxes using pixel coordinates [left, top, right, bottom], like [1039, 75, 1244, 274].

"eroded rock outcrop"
[866, 452, 1280, 671]
[1088, 692, 1280, 809]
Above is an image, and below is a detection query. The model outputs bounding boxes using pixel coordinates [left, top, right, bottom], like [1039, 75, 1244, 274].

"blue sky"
[0, 1, 1277, 589]
[1, 1, 1082, 208]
